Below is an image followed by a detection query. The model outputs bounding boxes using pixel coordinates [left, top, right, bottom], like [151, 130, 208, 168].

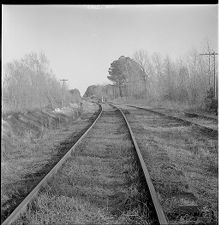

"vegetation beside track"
[1, 101, 99, 223]
[113, 97, 218, 118]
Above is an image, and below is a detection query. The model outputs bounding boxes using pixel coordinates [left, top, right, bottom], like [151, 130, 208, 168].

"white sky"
[2, 5, 218, 95]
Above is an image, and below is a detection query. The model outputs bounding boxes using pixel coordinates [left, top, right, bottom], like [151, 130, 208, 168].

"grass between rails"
[123, 107, 218, 224]
[1, 104, 99, 223]
[12, 106, 157, 225]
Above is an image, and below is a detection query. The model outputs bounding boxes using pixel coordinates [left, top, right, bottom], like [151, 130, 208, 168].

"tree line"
[3, 52, 78, 113]
[107, 48, 217, 110]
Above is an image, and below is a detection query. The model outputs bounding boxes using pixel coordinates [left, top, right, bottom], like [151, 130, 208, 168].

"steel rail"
[2, 104, 103, 225]
[112, 104, 168, 225]
[183, 111, 217, 121]
[126, 105, 218, 122]
[126, 104, 218, 137]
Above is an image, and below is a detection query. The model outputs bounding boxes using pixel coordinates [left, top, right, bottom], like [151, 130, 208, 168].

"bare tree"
[133, 50, 153, 97]
[3, 52, 72, 113]
[130, 46, 210, 108]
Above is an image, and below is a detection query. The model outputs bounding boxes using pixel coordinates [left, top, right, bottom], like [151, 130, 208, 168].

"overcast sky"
[3, 5, 218, 95]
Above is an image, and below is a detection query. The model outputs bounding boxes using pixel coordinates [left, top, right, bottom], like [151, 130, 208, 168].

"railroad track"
[1, 104, 101, 223]
[2, 103, 168, 225]
[114, 104, 218, 224]
[1, 103, 102, 225]
[183, 111, 217, 121]
[126, 104, 218, 137]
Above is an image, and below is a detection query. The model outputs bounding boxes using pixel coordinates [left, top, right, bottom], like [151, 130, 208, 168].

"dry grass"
[123, 107, 218, 224]
[12, 106, 155, 225]
[113, 97, 203, 112]
[1, 103, 99, 223]
[113, 97, 218, 120]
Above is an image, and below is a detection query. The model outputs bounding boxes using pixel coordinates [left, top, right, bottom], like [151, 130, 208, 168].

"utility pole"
[60, 79, 68, 108]
[200, 51, 218, 98]
[213, 52, 218, 99]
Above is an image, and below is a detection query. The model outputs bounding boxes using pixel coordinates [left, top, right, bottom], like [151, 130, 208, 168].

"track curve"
[2, 103, 103, 225]
[112, 104, 168, 225]
[3, 103, 168, 225]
